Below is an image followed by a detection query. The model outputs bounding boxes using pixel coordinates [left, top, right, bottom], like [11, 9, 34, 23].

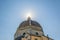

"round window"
[23, 33, 26, 35]
[36, 32, 38, 35]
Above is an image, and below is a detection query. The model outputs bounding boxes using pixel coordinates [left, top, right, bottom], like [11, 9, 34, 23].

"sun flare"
[26, 13, 32, 19]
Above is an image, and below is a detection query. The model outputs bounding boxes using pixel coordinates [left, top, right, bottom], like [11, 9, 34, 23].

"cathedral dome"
[19, 17, 42, 28]
[19, 20, 41, 27]
[18, 17, 44, 34]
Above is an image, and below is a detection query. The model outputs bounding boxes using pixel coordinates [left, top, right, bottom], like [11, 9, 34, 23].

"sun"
[26, 13, 32, 19]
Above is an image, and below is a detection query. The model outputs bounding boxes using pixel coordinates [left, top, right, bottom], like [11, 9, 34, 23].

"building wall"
[42, 36, 48, 40]
[21, 35, 52, 40]
[31, 36, 42, 40]
[22, 38, 26, 40]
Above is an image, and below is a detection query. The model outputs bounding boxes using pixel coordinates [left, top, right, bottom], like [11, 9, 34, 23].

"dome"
[19, 20, 41, 27]
[19, 17, 42, 28]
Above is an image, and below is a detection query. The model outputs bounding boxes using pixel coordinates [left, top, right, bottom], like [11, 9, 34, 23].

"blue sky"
[0, 0, 60, 40]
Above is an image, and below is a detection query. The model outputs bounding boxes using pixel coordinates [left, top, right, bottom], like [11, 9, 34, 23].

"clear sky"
[0, 0, 60, 40]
